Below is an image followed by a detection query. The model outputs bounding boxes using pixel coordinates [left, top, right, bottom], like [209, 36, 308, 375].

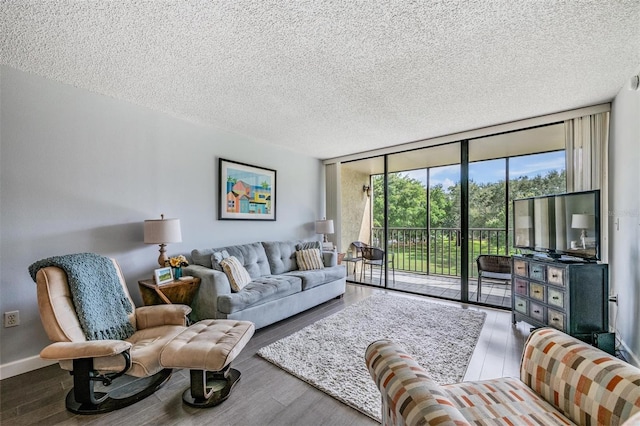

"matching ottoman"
[160, 319, 255, 407]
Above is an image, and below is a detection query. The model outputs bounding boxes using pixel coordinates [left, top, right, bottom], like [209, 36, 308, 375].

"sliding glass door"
[468, 124, 566, 307]
[337, 123, 566, 308]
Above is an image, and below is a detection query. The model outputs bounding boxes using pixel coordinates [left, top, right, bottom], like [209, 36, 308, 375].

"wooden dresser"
[511, 255, 609, 343]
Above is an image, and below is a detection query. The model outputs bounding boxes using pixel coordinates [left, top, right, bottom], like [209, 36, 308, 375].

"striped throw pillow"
[219, 256, 251, 292]
[296, 248, 325, 271]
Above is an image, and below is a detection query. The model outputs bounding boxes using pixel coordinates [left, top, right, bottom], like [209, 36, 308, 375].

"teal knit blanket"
[29, 253, 135, 341]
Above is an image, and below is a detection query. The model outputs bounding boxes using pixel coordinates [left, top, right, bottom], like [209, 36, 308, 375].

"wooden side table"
[138, 277, 201, 306]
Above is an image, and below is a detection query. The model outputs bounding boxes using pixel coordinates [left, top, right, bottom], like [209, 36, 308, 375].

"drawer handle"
[552, 296, 559, 300]
[552, 274, 558, 278]
[533, 310, 540, 314]
[534, 290, 541, 293]
[551, 317, 560, 321]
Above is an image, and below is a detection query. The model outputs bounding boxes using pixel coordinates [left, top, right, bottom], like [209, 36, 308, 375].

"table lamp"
[315, 218, 334, 250]
[144, 214, 182, 266]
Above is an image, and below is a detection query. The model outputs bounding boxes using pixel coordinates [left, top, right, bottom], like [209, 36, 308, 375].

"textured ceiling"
[2, 1, 639, 159]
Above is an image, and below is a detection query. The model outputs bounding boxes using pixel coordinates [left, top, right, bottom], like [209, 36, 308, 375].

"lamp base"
[157, 244, 168, 267]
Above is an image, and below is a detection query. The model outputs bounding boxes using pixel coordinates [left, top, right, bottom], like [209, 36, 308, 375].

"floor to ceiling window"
[338, 122, 566, 309]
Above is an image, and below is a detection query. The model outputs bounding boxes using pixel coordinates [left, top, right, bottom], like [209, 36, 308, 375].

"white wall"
[0, 66, 324, 376]
[609, 73, 640, 364]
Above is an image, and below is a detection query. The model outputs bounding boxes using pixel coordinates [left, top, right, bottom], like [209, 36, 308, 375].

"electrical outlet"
[4, 311, 19, 327]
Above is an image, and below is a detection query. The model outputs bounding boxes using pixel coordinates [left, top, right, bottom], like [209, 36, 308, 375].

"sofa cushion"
[443, 377, 574, 425]
[262, 241, 298, 275]
[285, 265, 346, 290]
[295, 248, 324, 271]
[192, 243, 271, 278]
[216, 275, 302, 314]
[220, 256, 251, 292]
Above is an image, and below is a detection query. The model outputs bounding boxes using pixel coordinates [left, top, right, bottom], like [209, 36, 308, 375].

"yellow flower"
[166, 255, 188, 268]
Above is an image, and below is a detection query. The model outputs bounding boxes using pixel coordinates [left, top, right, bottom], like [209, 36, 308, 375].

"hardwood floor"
[0, 284, 531, 425]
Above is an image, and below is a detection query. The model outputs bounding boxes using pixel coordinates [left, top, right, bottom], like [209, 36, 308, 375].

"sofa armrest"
[135, 304, 191, 328]
[183, 264, 232, 321]
[322, 250, 337, 267]
[365, 340, 470, 426]
[40, 340, 132, 360]
[521, 328, 640, 425]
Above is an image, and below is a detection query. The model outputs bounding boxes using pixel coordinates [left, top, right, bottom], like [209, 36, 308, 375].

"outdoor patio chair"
[351, 241, 369, 256]
[476, 254, 511, 302]
[362, 246, 395, 285]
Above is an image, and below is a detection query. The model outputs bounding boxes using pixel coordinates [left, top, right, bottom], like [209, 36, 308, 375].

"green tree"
[373, 169, 566, 230]
[429, 184, 449, 228]
[372, 173, 427, 228]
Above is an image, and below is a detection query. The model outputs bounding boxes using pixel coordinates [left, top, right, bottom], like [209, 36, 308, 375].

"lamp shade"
[571, 214, 593, 229]
[144, 217, 182, 244]
[315, 219, 334, 235]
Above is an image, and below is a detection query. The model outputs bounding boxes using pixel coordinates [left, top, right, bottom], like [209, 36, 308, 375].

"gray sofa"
[184, 241, 346, 329]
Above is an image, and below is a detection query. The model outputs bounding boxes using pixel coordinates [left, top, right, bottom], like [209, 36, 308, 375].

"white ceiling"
[2, 1, 639, 160]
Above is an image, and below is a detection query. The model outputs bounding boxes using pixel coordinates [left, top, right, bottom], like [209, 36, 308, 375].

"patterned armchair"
[366, 327, 640, 425]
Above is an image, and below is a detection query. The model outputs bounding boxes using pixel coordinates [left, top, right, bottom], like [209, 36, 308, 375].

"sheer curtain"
[324, 162, 341, 251]
[565, 111, 610, 261]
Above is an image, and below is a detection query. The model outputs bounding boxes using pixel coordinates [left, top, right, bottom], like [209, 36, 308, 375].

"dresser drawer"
[529, 302, 545, 323]
[548, 287, 564, 308]
[547, 266, 565, 287]
[514, 278, 528, 296]
[529, 282, 545, 301]
[514, 296, 528, 315]
[513, 260, 528, 277]
[547, 308, 565, 331]
[529, 263, 545, 281]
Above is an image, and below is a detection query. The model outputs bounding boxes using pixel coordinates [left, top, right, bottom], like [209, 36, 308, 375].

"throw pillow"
[220, 256, 251, 292]
[296, 248, 325, 271]
[211, 249, 230, 271]
[295, 241, 322, 251]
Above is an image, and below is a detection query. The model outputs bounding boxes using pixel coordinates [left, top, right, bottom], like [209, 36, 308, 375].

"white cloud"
[509, 156, 565, 178]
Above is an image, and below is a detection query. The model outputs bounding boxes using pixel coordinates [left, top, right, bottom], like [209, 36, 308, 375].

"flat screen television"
[513, 190, 601, 261]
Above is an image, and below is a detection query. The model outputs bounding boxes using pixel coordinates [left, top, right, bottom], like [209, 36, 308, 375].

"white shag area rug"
[257, 293, 486, 422]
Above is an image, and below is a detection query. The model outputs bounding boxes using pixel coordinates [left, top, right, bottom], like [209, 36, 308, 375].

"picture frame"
[218, 158, 276, 221]
[154, 267, 174, 285]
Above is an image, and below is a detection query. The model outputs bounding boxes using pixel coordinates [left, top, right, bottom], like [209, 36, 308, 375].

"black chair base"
[182, 367, 241, 408]
[65, 368, 172, 414]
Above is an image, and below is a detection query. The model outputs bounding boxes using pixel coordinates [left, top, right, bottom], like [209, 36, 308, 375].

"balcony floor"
[347, 268, 511, 309]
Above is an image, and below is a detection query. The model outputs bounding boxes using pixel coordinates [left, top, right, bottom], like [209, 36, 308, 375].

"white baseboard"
[0, 355, 57, 380]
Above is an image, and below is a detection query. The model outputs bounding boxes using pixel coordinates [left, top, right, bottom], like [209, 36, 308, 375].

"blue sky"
[402, 151, 565, 189]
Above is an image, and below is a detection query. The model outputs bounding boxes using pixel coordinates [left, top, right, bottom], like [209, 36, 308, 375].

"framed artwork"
[154, 267, 174, 285]
[218, 158, 276, 221]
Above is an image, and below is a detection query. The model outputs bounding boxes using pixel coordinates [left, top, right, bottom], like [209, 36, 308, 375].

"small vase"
[173, 267, 182, 280]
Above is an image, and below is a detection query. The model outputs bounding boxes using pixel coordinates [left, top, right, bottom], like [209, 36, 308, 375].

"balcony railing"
[371, 227, 513, 278]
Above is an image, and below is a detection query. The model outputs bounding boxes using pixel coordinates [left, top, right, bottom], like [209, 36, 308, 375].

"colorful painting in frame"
[218, 158, 276, 221]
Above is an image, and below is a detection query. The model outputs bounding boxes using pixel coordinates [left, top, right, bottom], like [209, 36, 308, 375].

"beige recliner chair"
[32, 254, 255, 414]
